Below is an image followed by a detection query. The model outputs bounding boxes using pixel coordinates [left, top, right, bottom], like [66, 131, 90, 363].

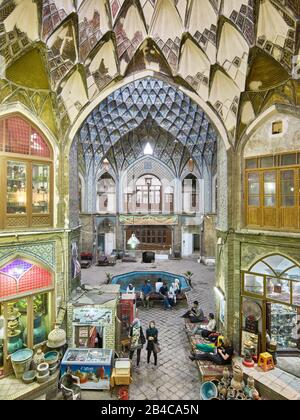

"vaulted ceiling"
[0, 0, 300, 143]
[79, 77, 217, 177]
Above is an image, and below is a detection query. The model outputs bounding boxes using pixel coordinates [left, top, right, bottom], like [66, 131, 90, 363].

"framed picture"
[219, 296, 226, 325]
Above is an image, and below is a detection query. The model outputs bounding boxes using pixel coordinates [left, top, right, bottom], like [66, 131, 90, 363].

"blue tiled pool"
[111, 271, 190, 293]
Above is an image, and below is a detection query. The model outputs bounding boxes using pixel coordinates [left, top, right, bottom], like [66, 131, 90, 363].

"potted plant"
[105, 272, 112, 285]
[184, 271, 194, 288]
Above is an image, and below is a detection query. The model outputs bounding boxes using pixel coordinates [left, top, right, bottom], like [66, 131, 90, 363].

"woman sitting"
[189, 337, 234, 366]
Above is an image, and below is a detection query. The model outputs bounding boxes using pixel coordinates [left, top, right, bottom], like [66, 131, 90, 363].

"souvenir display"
[32, 349, 45, 370]
[268, 304, 299, 351]
[201, 367, 261, 401]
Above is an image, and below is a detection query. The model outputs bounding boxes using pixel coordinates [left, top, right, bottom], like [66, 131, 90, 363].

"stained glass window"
[0, 259, 52, 300]
[1, 116, 51, 158]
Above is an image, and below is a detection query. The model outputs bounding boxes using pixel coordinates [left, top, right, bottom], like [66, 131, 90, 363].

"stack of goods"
[44, 351, 60, 375]
[201, 365, 262, 400]
[36, 362, 50, 383]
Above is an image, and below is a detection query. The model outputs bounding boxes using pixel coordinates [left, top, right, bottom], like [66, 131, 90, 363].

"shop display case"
[60, 348, 113, 390]
[32, 164, 50, 214]
[268, 303, 300, 351]
[7, 161, 27, 214]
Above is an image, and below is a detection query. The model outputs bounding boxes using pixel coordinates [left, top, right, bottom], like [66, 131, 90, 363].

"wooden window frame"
[0, 115, 53, 230]
[245, 152, 300, 231]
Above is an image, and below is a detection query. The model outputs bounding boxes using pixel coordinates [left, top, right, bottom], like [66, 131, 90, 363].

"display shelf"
[269, 304, 299, 350]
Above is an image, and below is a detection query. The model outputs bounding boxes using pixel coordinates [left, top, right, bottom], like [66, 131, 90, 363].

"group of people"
[182, 301, 234, 366]
[126, 278, 181, 310]
[128, 318, 159, 367]
[126, 289, 234, 369]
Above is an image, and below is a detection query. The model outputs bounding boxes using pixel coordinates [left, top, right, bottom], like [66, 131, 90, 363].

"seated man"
[189, 337, 234, 366]
[188, 313, 216, 336]
[182, 301, 205, 323]
[126, 283, 136, 294]
[155, 278, 164, 293]
[159, 281, 172, 310]
[140, 280, 152, 308]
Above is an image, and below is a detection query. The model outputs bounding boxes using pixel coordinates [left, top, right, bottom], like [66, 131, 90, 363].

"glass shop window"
[248, 173, 260, 206]
[267, 303, 300, 352]
[32, 293, 50, 346]
[246, 159, 258, 169]
[6, 300, 28, 355]
[244, 274, 264, 295]
[281, 170, 295, 207]
[245, 153, 300, 230]
[32, 164, 50, 214]
[266, 277, 291, 304]
[7, 161, 27, 214]
[0, 115, 53, 229]
[264, 172, 276, 207]
[281, 154, 297, 166]
[260, 156, 274, 168]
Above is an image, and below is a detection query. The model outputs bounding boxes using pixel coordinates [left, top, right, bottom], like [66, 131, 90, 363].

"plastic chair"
[60, 373, 82, 400]
[258, 352, 275, 372]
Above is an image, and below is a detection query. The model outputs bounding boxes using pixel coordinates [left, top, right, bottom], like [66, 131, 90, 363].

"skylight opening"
[144, 142, 153, 155]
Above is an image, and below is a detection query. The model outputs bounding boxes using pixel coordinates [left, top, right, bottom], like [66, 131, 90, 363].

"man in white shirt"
[155, 278, 163, 293]
[188, 313, 216, 337]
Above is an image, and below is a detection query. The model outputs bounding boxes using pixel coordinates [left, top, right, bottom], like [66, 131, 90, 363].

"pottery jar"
[32, 349, 45, 369]
[231, 364, 245, 391]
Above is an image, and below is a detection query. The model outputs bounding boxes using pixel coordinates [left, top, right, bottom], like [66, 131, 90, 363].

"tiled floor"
[82, 258, 300, 401]
[83, 258, 216, 400]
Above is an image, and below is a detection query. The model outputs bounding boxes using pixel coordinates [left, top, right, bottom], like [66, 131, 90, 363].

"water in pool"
[111, 271, 189, 293]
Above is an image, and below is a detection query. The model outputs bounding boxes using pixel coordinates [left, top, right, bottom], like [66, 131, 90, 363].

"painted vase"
[8, 334, 23, 355]
[24, 315, 47, 346]
[33, 316, 47, 345]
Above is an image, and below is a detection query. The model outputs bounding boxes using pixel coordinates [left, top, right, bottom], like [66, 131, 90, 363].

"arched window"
[243, 254, 300, 306]
[97, 173, 116, 213]
[0, 257, 54, 374]
[136, 175, 162, 213]
[182, 174, 199, 213]
[242, 254, 300, 353]
[0, 115, 53, 229]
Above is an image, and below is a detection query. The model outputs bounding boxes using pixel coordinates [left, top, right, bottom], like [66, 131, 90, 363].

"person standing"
[129, 318, 145, 367]
[146, 321, 159, 366]
[141, 280, 152, 308]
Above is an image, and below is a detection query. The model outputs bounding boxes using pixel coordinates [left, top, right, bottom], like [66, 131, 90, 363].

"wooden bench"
[136, 292, 188, 308]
